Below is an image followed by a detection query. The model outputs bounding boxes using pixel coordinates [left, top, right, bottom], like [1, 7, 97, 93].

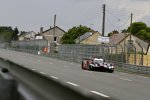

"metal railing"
[0, 57, 104, 100]
[1, 41, 150, 75]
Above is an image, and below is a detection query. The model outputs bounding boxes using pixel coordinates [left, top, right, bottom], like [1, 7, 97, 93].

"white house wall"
[147, 45, 150, 54]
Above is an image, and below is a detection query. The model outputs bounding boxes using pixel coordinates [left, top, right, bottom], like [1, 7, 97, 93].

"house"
[18, 31, 37, 40]
[75, 31, 102, 45]
[109, 33, 149, 54]
[41, 26, 66, 45]
[35, 33, 44, 40]
[109, 33, 150, 66]
[147, 44, 150, 54]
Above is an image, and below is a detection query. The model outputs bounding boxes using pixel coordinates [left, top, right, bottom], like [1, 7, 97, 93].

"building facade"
[41, 26, 66, 45]
[75, 31, 102, 45]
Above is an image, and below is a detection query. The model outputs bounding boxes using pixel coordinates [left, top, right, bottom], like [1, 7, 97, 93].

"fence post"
[118, 44, 124, 63]
[115, 44, 118, 64]
[105, 44, 109, 62]
[136, 41, 143, 66]
[130, 43, 136, 65]
[110, 44, 113, 62]
[124, 44, 129, 64]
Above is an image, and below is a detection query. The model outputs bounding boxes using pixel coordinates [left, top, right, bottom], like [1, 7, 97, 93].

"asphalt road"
[0, 49, 150, 100]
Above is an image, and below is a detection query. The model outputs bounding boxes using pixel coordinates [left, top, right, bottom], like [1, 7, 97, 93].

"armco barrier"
[46, 54, 150, 76]
[119, 63, 150, 75]
[0, 78, 18, 100]
[0, 57, 112, 100]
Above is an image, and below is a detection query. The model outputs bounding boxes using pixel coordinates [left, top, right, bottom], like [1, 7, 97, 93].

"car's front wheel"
[89, 65, 93, 70]
[108, 69, 114, 73]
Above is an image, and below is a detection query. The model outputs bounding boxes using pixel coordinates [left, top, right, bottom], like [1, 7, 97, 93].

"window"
[54, 36, 57, 41]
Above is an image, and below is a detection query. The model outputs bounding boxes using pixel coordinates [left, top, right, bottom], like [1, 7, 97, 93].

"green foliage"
[61, 25, 91, 44]
[121, 29, 128, 33]
[108, 30, 119, 37]
[124, 22, 150, 42]
[137, 29, 147, 40]
[107, 32, 112, 37]
[12, 27, 19, 41]
[129, 22, 147, 35]
[146, 27, 150, 32]
[0, 26, 19, 42]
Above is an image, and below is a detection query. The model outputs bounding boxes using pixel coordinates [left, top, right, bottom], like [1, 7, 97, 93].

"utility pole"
[53, 14, 56, 43]
[130, 13, 133, 40]
[128, 13, 133, 63]
[101, 4, 106, 59]
[102, 4, 105, 36]
[51, 14, 56, 53]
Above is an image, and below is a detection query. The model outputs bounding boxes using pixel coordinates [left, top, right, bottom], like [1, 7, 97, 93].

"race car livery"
[81, 57, 114, 73]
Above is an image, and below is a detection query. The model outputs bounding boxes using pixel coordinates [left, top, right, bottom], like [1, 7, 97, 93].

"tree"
[0, 26, 14, 42]
[121, 29, 128, 33]
[107, 30, 119, 37]
[123, 22, 150, 42]
[127, 22, 147, 35]
[137, 29, 147, 40]
[11, 27, 19, 41]
[61, 25, 92, 44]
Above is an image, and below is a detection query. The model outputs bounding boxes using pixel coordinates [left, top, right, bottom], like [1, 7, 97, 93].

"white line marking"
[138, 76, 148, 79]
[91, 91, 109, 98]
[40, 72, 46, 75]
[120, 78, 132, 82]
[66, 82, 79, 87]
[50, 76, 59, 79]
[31, 69, 36, 71]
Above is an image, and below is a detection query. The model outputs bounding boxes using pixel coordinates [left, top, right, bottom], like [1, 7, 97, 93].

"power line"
[118, 16, 130, 28]
[106, 15, 130, 29]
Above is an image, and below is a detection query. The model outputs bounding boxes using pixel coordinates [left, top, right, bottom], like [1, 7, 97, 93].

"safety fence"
[55, 44, 150, 75]
[57, 44, 150, 66]
[1, 41, 150, 75]
[10, 40, 48, 54]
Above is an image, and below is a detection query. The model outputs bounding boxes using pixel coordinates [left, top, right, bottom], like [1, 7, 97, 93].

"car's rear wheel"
[81, 61, 84, 69]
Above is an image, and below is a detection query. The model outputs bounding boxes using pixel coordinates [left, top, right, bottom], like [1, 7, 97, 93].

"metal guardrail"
[118, 64, 150, 75]
[0, 57, 112, 100]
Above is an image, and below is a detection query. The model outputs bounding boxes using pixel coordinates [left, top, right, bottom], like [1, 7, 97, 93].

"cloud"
[0, 0, 150, 34]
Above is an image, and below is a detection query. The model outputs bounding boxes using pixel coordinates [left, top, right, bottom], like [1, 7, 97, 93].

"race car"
[81, 57, 114, 73]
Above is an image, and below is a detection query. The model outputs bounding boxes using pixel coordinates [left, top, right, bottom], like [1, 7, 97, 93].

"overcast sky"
[1, 0, 150, 35]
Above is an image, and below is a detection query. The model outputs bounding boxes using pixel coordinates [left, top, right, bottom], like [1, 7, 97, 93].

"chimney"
[40, 27, 43, 34]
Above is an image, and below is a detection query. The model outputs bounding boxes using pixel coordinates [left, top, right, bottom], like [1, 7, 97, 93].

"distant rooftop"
[109, 33, 129, 45]
[75, 32, 93, 43]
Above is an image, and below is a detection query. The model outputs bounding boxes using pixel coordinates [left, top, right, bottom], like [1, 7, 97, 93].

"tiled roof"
[75, 32, 93, 43]
[75, 31, 100, 43]
[109, 33, 128, 45]
[42, 26, 66, 34]
[133, 35, 149, 52]
[109, 33, 149, 54]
